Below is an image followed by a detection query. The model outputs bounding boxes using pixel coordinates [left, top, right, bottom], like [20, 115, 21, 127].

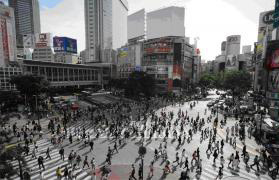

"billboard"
[266, 41, 279, 69]
[226, 55, 238, 70]
[23, 34, 35, 48]
[53, 37, 77, 54]
[269, 70, 279, 90]
[258, 11, 274, 42]
[1, 17, 9, 64]
[226, 35, 241, 55]
[35, 33, 51, 47]
[118, 47, 128, 58]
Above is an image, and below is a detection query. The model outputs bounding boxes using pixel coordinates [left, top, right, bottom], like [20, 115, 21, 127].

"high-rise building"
[0, 2, 17, 66]
[146, 6, 185, 40]
[84, 0, 128, 63]
[8, 0, 41, 47]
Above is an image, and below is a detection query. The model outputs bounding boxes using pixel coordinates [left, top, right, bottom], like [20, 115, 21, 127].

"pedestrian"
[244, 152, 250, 167]
[64, 166, 69, 180]
[220, 139, 224, 152]
[89, 140, 94, 152]
[232, 136, 236, 148]
[46, 147, 51, 160]
[184, 157, 189, 171]
[148, 161, 154, 178]
[191, 151, 197, 165]
[196, 159, 202, 173]
[129, 164, 137, 180]
[215, 166, 223, 180]
[91, 157, 96, 170]
[206, 142, 212, 154]
[38, 156, 45, 170]
[241, 145, 246, 157]
[56, 166, 62, 180]
[83, 155, 90, 169]
[113, 141, 118, 153]
[59, 147, 65, 161]
[250, 155, 260, 172]
[213, 149, 218, 165]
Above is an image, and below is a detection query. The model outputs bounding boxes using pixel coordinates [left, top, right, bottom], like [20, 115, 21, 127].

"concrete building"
[0, 2, 17, 66]
[0, 66, 22, 90]
[84, 0, 128, 63]
[142, 36, 195, 93]
[8, 0, 41, 47]
[21, 60, 101, 88]
[254, 10, 275, 92]
[146, 7, 185, 40]
[32, 47, 54, 62]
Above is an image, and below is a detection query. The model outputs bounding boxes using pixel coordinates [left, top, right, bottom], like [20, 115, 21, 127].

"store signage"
[263, 11, 274, 24]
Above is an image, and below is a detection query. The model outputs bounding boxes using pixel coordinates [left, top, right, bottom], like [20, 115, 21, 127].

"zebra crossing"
[8, 138, 92, 180]
[191, 155, 275, 180]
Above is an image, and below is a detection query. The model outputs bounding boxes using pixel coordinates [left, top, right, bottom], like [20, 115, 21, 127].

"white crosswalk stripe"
[188, 156, 276, 180]
[8, 139, 93, 180]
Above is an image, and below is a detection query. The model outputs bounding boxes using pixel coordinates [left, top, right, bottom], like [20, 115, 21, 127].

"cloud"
[40, 0, 85, 53]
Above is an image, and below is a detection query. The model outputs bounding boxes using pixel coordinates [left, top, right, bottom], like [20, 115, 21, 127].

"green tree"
[0, 145, 25, 178]
[125, 71, 155, 97]
[10, 75, 49, 97]
[199, 73, 217, 88]
[222, 70, 252, 102]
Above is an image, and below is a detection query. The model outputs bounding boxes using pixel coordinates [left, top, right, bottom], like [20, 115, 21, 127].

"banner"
[274, 0, 279, 28]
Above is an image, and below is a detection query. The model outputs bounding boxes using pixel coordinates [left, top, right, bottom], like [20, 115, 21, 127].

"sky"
[39, 0, 276, 60]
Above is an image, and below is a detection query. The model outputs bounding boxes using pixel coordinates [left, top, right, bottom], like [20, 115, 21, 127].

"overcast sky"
[40, 0, 275, 60]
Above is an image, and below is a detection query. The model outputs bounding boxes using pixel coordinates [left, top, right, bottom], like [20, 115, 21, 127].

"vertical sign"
[274, 0, 279, 28]
[1, 18, 9, 63]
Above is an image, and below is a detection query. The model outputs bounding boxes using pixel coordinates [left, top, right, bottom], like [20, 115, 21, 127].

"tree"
[10, 75, 49, 97]
[199, 73, 217, 88]
[0, 145, 25, 178]
[222, 70, 252, 102]
[10, 75, 49, 109]
[125, 72, 155, 97]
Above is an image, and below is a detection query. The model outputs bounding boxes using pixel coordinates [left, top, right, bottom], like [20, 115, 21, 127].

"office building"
[0, 2, 17, 66]
[32, 46, 54, 62]
[8, 0, 41, 47]
[146, 6, 185, 40]
[142, 36, 195, 93]
[0, 66, 22, 90]
[117, 41, 143, 79]
[84, 0, 128, 63]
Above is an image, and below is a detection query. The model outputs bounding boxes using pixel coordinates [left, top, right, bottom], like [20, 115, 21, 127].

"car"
[207, 101, 215, 107]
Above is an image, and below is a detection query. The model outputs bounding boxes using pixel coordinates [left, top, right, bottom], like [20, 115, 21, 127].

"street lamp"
[138, 146, 146, 180]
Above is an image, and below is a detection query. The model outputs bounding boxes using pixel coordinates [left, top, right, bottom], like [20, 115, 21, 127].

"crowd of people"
[3, 91, 279, 180]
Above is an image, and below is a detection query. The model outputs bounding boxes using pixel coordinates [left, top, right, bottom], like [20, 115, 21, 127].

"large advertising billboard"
[53, 37, 77, 54]
[35, 33, 51, 47]
[1, 17, 9, 64]
[266, 40, 279, 69]
[118, 47, 128, 58]
[226, 55, 238, 70]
